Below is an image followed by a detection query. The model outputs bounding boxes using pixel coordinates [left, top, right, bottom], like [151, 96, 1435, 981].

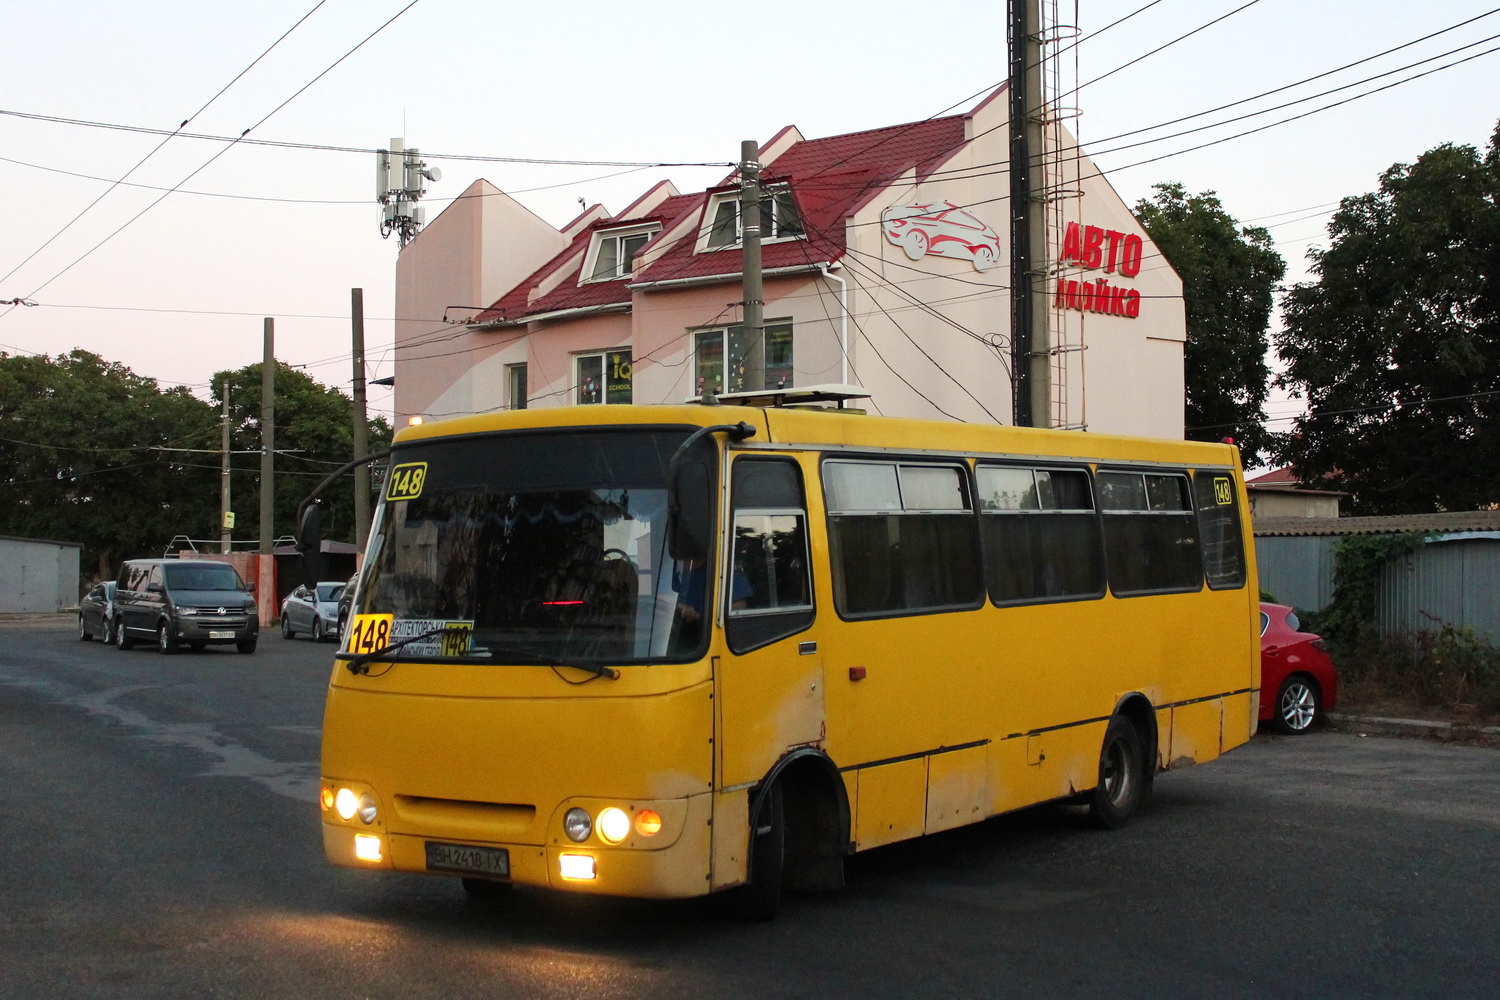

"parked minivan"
[115, 558, 259, 654]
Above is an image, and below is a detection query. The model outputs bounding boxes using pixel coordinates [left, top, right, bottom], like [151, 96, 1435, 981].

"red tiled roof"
[479, 113, 973, 320]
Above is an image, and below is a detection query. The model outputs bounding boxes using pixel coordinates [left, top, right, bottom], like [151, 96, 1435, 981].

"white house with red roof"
[391, 87, 1186, 435]
[1245, 466, 1344, 519]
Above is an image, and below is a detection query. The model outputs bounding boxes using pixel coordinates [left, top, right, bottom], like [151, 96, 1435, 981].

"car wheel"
[281, 615, 294, 639]
[972, 245, 996, 272]
[103, 617, 117, 646]
[1272, 675, 1321, 734]
[118, 628, 135, 651]
[1089, 716, 1145, 829]
[339, 613, 349, 641]
[157, 622, 178, 655]
[312, 619, 324, 643]
[236, 639, 257, 654]
[79, 614, 92, 641]
[729, 781, 785, 921]
[902, 229, 928, 261]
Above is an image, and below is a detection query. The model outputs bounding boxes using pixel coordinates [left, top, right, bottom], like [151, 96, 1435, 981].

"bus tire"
[731, 782, 785, 921]
[1089, 716, 1144, 830]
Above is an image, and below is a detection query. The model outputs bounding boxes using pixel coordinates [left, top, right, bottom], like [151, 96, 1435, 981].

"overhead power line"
[0, 0, 431, 324]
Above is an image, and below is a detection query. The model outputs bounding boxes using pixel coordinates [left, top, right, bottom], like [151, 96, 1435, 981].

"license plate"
[209, 630, 235, 639]
[425, 841, 510, 877]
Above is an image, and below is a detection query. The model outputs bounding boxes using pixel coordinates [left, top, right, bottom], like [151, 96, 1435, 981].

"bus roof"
[394, 404, 1241, 470]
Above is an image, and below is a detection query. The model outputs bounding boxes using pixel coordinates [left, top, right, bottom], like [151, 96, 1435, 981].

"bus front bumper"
[322, 790, 714, 900]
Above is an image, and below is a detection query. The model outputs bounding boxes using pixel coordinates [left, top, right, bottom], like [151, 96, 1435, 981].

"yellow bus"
[318, 395, 1259, 916]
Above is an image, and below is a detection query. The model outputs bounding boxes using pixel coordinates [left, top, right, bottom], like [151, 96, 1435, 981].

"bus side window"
[1193, 471, 1247, 589]
[977, 465, 1105, 605]
[727, 458, 815, 654]
[824, 460, 984, 618]
[1097, 470, 1202, 596]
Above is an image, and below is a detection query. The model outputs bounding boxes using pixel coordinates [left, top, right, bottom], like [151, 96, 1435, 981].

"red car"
[1259, 602, 1339, 734]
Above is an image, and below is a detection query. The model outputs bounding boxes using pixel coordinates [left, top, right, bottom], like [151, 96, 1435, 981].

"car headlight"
[564, 807, 592, 843]
[335, 787, 360, 821]
[179, 607, 196, 616]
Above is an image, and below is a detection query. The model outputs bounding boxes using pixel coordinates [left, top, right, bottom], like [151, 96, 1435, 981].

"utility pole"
[220, 380, 232, 553]
[738, 139, 765, 393]
[1009, 0, 1051, 427]
[259, 319, 275, 555]
[351, 288, 371, 550]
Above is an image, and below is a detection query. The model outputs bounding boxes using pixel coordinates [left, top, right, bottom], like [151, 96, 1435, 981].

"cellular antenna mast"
[376, 137, 441, 248]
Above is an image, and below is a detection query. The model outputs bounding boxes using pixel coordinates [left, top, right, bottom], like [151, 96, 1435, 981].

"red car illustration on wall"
[881, 202, 1001, 271]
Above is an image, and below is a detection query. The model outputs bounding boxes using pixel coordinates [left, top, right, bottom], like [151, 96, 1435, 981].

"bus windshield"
[358, 427, 714, 664]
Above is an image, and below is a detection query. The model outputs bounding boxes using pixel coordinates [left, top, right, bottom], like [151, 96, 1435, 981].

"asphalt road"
[2, 618, 1497, 1000]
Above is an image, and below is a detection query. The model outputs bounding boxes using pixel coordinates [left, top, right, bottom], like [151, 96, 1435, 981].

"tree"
[212, 361, 393, 548]
[1274, 124, 1500, 515]
[0, 350, 220, 577]
[1135, 183, 1286, 467]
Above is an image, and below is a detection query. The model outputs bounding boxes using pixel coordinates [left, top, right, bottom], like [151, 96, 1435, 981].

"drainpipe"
[816, 261, 849, 386]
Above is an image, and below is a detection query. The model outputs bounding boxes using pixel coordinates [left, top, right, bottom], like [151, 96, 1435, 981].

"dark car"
[281, 581, 344, 642]
[115, 558, 259, 654]
[1259, 602, 1339, 734]
[77, 581, 118, 644]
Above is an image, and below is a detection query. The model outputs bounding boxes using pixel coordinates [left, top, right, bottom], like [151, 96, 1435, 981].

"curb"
[1327, 711, 1500, 742]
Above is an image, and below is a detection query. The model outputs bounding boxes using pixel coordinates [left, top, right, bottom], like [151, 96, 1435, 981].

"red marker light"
[1220, 437, 1235, 445]
[542, 600, 585, 606]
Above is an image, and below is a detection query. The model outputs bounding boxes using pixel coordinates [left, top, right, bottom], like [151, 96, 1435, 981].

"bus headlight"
[335, 787, 360, 821]
[358, 793, 378, 825]
[354, 834, 383, 862]
[564, 807, 592, 843]
[596, 807, 630, 845]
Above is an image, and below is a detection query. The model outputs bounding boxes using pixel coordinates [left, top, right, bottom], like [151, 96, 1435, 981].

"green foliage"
[1134, 182, 1286, 467]
[0, 351, 389, 583]
[1274, 123, 1500, 514]
[1317, 531, 1431, 649]
[210, 361, 393, 551]
[1338, 623, 1500, 714]
[0, 349, 219, 578]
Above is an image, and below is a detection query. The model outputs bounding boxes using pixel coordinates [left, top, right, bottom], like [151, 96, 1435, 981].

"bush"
[1332, 620, 1500, 714]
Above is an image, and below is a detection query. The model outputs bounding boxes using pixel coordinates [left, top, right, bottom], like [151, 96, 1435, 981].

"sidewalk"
[1327, 711, 1500, 744]
[0, 611, 76, 626]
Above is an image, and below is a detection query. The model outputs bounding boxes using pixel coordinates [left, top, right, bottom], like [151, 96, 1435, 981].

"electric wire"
[0, 0, 431, 324]
[0, 0, 333, 287]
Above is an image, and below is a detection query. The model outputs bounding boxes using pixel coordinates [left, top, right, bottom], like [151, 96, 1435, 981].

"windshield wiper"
[341, 629, 619, 680]
[472, 644, 621, 680]
[342, 626, 483, 674]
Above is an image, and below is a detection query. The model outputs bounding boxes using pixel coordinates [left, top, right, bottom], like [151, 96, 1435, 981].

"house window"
[706, 186, 804, 249]
[577, 350, 633, 405]
[694, 323, 793, 396]
[506, 363, 527, 410]
[586, 229, 656, 282]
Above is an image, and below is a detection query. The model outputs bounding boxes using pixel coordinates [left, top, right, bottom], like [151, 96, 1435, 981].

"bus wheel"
[461, 877, 513, 903]
[731, 782, 785, 921]
[1089, 716, 1144, 830]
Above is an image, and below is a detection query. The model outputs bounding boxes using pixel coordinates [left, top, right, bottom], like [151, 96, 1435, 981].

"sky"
[2, 0, 1497, 433]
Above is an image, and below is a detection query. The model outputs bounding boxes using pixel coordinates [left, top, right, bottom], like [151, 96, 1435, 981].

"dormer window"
[705, 186, 804, 249]
[584, 226, 658, 282]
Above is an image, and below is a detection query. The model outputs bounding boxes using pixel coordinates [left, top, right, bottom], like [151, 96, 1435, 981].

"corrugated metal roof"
[1254, 511, 1500, 537]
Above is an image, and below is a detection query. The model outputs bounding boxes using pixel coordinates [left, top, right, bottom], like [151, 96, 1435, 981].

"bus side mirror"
[667, 461, 711, 561]
[296, 504, 325, 588]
